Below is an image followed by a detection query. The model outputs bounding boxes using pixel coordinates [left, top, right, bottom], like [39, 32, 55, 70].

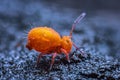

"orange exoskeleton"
[26, 13, 86, 69]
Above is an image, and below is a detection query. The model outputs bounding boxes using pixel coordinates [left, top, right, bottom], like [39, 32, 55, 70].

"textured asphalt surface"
[0, 0, 120, 80]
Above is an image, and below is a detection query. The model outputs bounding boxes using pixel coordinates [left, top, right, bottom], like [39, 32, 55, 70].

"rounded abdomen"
[26, 27, 61, 53]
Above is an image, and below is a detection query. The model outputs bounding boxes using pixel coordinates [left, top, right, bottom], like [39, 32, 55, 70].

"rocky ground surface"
[0, 0, 120, 80]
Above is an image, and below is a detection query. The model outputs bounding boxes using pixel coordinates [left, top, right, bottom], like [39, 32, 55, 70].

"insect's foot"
[35, 63, 39, 68]
[49, 64, 53, 70]
[76, 49, 87, 58]
[80, 52, 88, 58]
[67, 59, 70, 63]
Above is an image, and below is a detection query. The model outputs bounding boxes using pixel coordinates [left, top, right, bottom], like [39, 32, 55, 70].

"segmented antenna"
[70, 12, 86, 37]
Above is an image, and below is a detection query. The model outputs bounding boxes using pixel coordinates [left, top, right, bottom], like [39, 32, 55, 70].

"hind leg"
[36, 53, 44, 66]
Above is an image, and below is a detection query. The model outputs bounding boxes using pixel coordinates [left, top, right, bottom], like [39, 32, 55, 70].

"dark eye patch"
[66, 40, 69, 43]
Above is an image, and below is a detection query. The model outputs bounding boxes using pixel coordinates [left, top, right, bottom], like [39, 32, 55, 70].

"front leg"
[50, 52, 57, 70]
[61, 48, 70, 63]
[72, 42, 87, 57]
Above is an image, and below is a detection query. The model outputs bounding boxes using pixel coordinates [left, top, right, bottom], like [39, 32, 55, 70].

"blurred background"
[0, 0, 120, 60]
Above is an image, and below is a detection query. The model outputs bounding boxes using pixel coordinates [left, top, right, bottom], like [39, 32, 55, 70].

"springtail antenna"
[70, 12, 86, 37]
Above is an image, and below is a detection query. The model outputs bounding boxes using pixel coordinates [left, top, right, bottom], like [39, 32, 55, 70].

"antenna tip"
[81, 12, 86, 17]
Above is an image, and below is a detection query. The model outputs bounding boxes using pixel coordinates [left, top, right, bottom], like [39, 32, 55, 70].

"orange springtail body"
[26, 13, 86, 69]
